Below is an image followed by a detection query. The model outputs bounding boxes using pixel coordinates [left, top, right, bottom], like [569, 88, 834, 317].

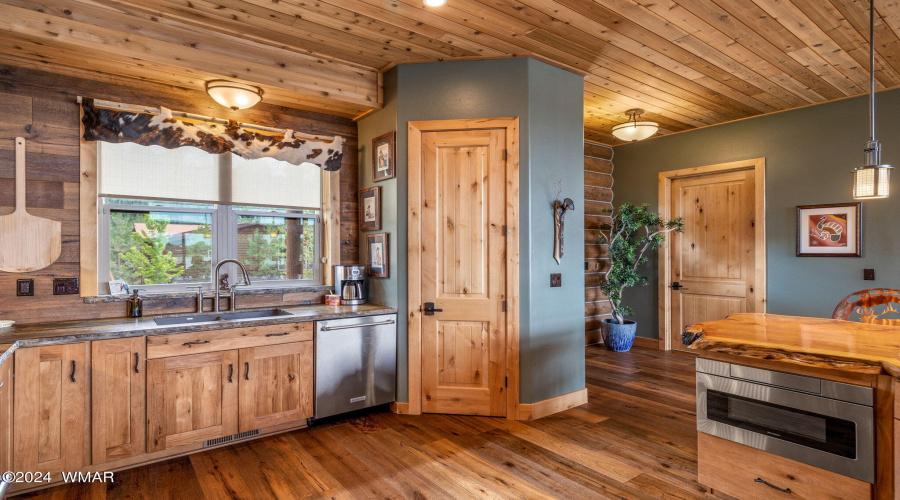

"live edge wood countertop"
[683, 313, 900, 378]
[0, 303, 396, 365]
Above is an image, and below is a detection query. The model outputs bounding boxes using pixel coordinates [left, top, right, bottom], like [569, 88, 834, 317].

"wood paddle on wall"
[0, 137, 62, 272]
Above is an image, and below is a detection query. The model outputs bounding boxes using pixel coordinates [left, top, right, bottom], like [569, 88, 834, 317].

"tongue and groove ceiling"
[0, 0, 897, 145]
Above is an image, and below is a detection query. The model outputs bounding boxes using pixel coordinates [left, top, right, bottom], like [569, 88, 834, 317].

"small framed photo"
[797, 203, 862, 257]
[108, 280, 129, 295]
[359, 186, 382, 231]
[367, 233, 389, 278]
[372, 131, 395, 182]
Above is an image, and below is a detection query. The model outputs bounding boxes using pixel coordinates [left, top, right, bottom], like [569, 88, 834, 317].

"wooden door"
[669, 169, 759, 351]
[417, 128, 507, 416]
[146, 350, 238, 452]
[14, 343, 90, 474]
[92, 337, 145, 463]
[0, 348, 13, 473]
[238, 342, 313, 432]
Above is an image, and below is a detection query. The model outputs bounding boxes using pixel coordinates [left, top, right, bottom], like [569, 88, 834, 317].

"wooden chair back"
[832, 289, 900, 326]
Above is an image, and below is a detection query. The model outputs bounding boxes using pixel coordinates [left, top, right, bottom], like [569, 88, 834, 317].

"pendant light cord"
[870, 0, 876, 143]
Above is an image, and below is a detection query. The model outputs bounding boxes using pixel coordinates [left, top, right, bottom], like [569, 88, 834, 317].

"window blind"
[98, 142, 322, 209]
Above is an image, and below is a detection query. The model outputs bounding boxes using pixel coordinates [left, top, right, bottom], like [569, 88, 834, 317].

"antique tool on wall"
[554, 197, 575, 265]
[0, 138, 61, 272]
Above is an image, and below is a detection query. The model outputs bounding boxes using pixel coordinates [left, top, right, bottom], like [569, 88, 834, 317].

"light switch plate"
[550, 273, 562, 287]
[864, 269, 875, 280]
[52, 278, 79, 295]
[16, 279, 33, 296]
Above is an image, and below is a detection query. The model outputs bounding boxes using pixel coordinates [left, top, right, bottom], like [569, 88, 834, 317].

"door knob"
[671, 282, 684, 290]
[423, 302, 443, 316]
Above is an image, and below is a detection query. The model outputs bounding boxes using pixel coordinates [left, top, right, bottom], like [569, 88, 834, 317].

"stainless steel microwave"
[696, 358, 874, 483]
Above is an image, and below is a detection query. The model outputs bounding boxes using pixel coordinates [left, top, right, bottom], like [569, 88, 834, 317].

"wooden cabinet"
[13, 343, 90, 474]
[146, 350, 238, 452]
[92, 337, 145, 464]
[0, 347, 13, 472]
[238, 342, 313, 432]
[698, 432, 871, 500]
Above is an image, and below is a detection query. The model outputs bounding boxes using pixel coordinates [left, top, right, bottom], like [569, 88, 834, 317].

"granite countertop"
[683, 313, 900, 378]
[0, 303, 397, 366]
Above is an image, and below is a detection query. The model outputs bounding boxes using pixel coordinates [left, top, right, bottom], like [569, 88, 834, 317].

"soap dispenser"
[127, 289, 143, 318]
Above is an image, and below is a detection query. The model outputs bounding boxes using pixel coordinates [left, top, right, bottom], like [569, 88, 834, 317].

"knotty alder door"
[92, 337, 145, 464]
[665, 163, 764, 351]
[414, 126, 509, 416]
[238, 342, 313, 432]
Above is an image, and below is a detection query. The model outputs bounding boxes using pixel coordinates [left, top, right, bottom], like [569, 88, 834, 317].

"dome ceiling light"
[611, 109, 659, 142]
[206, 81, 263, 110]
[423, 0, 447, 6]
[852, 0, 892, 199]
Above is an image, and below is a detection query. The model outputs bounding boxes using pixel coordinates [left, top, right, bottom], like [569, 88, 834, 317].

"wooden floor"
[21, 346, 722, 499]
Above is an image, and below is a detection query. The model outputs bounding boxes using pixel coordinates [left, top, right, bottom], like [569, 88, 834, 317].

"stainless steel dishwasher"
[315, 314, 397, 419]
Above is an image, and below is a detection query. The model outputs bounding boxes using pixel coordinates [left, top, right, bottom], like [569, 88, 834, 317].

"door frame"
[406, 117, 520, 418]
[657, 158, 767, 351]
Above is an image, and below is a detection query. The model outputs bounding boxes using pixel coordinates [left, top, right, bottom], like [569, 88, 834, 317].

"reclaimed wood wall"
[584, 142, 614, 345]
[0, 64, 358, 324]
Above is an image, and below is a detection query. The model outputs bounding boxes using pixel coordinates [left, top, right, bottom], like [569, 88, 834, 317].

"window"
[98, 142, 323, 292]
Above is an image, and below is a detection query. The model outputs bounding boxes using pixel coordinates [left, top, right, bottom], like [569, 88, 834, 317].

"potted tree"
[598, 203, 683, 351]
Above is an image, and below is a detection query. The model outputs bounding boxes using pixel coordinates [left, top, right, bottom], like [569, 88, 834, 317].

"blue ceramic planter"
[600, 319, 637, 352]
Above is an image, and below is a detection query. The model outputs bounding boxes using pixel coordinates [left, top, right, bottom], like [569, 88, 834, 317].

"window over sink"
[97, 142, 323, 292]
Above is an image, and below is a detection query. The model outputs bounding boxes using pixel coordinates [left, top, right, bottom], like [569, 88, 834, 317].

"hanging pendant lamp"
[853, 0, 893, 199]
[611, 109, 658, 142]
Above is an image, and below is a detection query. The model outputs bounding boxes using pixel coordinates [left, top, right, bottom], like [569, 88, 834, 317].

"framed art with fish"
[796, 203, 861, 257]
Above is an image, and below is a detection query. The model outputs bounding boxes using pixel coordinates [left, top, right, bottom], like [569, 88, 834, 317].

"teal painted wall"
[613, 90, 900, 340]
[358, 58, 585, 404]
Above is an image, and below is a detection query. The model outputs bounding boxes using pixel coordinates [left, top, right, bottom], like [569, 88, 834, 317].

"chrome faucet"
[213, 259, 252, 312]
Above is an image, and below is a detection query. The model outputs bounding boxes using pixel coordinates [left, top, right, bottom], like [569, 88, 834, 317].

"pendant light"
[611, 109, 658, 142]
[853, 0, 893, 199]
[206, 81, 263, 110]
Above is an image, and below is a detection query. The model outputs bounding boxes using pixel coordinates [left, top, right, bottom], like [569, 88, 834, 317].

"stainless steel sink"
[153, 308, 294, 326]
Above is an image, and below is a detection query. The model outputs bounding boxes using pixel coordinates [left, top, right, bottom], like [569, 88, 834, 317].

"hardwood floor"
[19, 346, 721, 499]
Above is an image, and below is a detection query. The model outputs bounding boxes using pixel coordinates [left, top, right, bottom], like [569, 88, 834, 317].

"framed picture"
[367, 233, 390, 278]
[359, 186, 382, 231]
[796, 203, 862, 257]
[372, 131, 395, 182]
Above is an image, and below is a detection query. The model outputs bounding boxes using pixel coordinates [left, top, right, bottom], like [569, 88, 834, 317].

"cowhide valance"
[81, 98, 344, 171]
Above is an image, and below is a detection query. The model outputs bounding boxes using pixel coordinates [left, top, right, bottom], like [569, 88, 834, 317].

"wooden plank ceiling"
[0, 0, 896, 144]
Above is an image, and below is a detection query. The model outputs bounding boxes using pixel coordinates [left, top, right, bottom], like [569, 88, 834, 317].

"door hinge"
[502, 225, 508, 236]
[502, 300, 508, 312]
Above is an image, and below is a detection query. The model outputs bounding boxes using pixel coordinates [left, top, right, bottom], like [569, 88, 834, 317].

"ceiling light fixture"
[853, 0, 892, 199]
[611, 109, 658, 142]
[206, 81, 263, 110]
[423, 0, 447, 6]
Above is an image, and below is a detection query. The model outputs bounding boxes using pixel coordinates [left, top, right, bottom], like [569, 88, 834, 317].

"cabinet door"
[92, 337, 145, 464]
[147, 350, 238, 452]
[14, 343, 90, 474]
[0, 350, 13, 472]
[238, 342, 313, 432]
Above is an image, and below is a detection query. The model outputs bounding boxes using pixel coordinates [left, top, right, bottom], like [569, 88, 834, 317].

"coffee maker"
[333, 265, 368, 305]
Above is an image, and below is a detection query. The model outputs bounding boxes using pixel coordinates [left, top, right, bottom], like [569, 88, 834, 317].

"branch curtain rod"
[75, 96, 338, 143]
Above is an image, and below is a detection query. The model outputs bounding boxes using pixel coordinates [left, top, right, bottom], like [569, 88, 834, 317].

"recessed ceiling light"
[423, 0, 447, 6]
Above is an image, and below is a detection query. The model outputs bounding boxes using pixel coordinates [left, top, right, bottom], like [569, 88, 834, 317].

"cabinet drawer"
[698, 433, 871, 500]
[147, 322, 312, 359]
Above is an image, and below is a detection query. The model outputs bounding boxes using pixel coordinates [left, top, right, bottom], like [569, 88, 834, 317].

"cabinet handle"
[265, 332, 289, 337]
[228, 364, 233, 383]
[183, 340, 211, 347]
[134, 352, 140, 374]
[244, 362, 250, 381]
[755, 478, 792, 494]
[70, 361, 76, 383]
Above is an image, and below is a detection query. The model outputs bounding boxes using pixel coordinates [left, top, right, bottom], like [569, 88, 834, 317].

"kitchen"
[1, 0, 900, 499]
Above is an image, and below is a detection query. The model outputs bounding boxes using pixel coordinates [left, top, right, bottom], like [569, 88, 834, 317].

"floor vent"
[203, 429, 261, 448]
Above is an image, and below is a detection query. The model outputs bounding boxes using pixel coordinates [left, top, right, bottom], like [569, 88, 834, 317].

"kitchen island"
[0, 303, 397, 495]
[684, 313, 900, 500]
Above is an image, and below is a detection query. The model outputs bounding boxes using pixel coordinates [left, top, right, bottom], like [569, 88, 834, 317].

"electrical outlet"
[864, 269, 876, 281]
[16, 279, 33, 296]
[52, 278, 79, 295]
[550, 273, 562, 287]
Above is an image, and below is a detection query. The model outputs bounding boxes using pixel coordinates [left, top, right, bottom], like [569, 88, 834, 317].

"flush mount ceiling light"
[611, 109, 659, 142]
[423, 0, 447, 6]
[853, 0, 892, 199]
[206, 81, 263, 110]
